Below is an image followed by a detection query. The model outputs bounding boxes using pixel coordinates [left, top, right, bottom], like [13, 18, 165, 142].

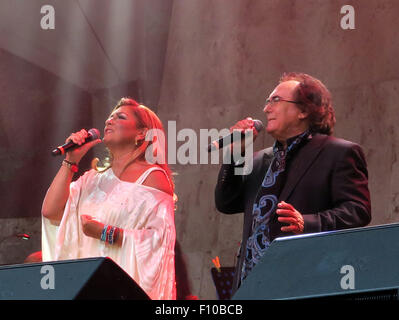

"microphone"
[51, 128, 101, 156]
[207, 119, 264, 152]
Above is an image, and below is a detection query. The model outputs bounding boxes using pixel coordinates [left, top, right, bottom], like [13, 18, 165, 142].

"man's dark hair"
[280, 72, 336, 135]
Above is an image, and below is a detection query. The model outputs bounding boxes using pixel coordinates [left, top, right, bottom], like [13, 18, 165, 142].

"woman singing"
[41, 98, 176, 300]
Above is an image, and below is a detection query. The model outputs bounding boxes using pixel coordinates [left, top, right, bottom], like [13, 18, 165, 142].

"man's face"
[263, 80, 309, 143]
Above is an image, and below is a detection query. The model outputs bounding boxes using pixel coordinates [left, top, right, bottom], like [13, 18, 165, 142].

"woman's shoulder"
[141, 165, 174, 196]
[122, 163, 174, 196]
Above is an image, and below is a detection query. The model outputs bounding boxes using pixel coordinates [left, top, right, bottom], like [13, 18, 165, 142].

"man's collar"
[273, 130, 312, 153]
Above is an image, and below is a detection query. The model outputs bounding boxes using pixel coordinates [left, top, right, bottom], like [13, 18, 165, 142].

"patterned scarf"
[241, 130, 311, 282]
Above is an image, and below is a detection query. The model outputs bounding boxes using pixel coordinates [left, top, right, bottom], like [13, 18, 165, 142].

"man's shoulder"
[253, 134, 364, 163]
[312, 134, 366, 164]
[317, 134, 362, 151]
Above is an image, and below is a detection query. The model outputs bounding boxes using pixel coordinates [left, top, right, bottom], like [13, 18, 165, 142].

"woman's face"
[103, 105, 143, 148]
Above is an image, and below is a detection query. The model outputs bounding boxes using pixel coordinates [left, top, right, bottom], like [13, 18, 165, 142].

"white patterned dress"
[42, 167, 176, 300]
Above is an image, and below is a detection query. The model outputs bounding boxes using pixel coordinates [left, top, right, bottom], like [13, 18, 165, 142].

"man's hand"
[229, 117, 259, 155]
[276, 201, 304, 234]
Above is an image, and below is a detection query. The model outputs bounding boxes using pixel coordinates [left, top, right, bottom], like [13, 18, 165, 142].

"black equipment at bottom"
[211, 267, 235, 300]
[0, 257, 150, 300]
[233, 223, 399, 300]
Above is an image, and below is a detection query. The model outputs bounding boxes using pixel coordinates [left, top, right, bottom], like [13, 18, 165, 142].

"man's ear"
[298, 110, 309, 120]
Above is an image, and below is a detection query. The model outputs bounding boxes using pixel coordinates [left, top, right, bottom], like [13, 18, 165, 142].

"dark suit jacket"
[214, 133, 371, 294]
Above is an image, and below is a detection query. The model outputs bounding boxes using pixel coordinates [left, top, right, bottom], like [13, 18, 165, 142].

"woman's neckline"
[108, 167, 172, 197]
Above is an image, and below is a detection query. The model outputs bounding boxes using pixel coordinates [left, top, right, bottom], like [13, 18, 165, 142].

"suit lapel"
[279, 134, 329, 202]
[247, 147, 273, 200]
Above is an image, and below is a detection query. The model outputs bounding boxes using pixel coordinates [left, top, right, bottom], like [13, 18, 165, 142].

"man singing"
[215, 72, 371, 294]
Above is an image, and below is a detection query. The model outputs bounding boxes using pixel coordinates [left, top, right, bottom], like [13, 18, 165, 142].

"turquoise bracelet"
[101, 225, 108, 242]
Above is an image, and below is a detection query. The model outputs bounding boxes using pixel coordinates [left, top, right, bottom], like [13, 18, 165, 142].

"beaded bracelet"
[62, 159, 78, 173]
[100, 225, 109, 242]
[108, 226, 115, 245]
[100, 225, 120, 245]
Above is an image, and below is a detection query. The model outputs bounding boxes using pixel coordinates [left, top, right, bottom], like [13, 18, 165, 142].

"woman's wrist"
[62, 159, 79, 173]
[100, 225, 121, 245]
[65, 154, 81, 164]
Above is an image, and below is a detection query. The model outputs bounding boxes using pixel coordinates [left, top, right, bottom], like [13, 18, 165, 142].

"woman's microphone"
[51, 128, 101, 156]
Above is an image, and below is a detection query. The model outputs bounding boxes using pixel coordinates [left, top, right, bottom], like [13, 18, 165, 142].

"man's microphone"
[207, 119, 264, 152]
[51, 128, 101, 156]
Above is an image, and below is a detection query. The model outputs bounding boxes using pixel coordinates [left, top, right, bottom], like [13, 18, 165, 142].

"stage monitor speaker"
[233, 223, 399, 300]
[0, 257, 150, 300]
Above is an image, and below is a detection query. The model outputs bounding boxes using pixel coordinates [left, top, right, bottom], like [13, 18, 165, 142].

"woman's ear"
[135, 128, 148, 144]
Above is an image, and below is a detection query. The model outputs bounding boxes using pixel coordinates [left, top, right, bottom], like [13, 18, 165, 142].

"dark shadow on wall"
[0, 49, 94, 218]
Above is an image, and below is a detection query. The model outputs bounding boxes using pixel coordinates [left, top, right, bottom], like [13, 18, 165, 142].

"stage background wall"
[157, 0, 399, 299]
[0, 0, 398, 299]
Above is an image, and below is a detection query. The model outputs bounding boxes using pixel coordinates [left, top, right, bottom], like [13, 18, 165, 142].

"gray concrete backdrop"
[0, 0, 398, 299]
[157, 0, 399, 299]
